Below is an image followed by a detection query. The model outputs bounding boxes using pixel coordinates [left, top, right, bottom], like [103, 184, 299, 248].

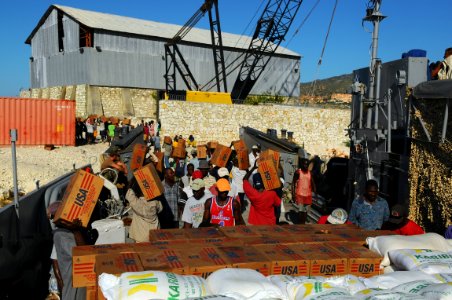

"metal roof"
[26, 4, 300, 57]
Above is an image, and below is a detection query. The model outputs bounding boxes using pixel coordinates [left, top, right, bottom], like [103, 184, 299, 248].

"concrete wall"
[159, 100, 350, 156]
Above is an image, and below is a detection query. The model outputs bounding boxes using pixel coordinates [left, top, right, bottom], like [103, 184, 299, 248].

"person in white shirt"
[181, 179, 212, 228]
[230, 158, 247, 213]
[248, 145, 260, 174]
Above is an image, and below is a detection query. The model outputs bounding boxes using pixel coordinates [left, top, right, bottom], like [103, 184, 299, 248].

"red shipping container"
[0, 98, 75, 146]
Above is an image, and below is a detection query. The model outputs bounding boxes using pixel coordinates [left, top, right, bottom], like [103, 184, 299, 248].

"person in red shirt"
[243, 163, 281, 225]
[317, 208, 352, 225]
[292, 158, 316, 224]
[381, 204, 425, 235]
[200, 178, 244, 227]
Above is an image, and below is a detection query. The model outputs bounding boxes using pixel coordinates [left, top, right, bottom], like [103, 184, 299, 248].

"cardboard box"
[138, 249, 188, 274]
[154, 151, 164, 173]
[95, 252, 143, 275]
[289, 244, 347, 277]
[130, 143, 147, 171]
[253, 244, 310, 276]
[247, 225, 287, 236]
[54, 170, 104, 228]
[259, 149, 280, 170]
[281, 225, 312, 235]
[86, 286, 97, 300]
[232, 140, 247, 152]
[258, 158, 281, 190]
[184, 227, 226, 240]
[189, 237, 241, 247]
[73, 243, 131, 287]
[122, 118, 131, 125]
[197, 145, 207, 159]
[241, 235, 296, 246]
[217, 246, 271, 276]
[137, 240, 189, 250]
[219, 225, 260, 239]
[328, 242, 382, 277]
[164, 136, 172, 145]
[334, 230, 396, 245]
[236, 149, 250, 170]
[295, 233, 347, 244]
[148, 228, 189, 242]
[171, 146, 186, 159]
[181, 247, 230, 278]
[133, 163, 164, 200]
[207, 141, 218, 149]
[209, 144, 232, 167]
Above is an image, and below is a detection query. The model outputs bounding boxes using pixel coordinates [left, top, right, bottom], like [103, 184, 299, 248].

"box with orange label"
[295, 233, 347, 244]
[95, 252, 143, 276]
[134, 163, 164, 200]
[54, 170, 104, 228]
[184, 227, 225, 240]
[258, 158, 281, 190]
[197, 145, 207, 159]
[209, 144, 232, 167]
[217, 246, 271, 276]
[241, 235, 295, 246]
[253, 244, 310, 276]
[181, 247, 231, 278]
[189, 237, 241, 247]
[148, 228, 189, 242]
[232, 140, 247, 152]
[328, 242, 382, 277]
[290, 243, 347, 277]
[73, 243, 131, 287]
[207, 141, 218, 149]
[219, 225, 260, 239]
[247, 225, 287, 237]
[259, 149, 280, 170]
[154, 151, 164, 173]
[138, 249, 188, 274]
[86, 286, 97, 300]
[130, 143, 147, 171]
[133, 240, 189, 252]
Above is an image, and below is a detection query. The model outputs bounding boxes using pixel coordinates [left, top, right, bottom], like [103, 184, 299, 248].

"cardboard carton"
[86, 286, 97, 300]
[164, 136, 172, 145]
[138, 249, 188, 274]
[241, 235, 296, 246]
[219, 225, 260, 239]
[135, 240, 189, 251]
[236, 149, 250, 170]
[73, 243, 131, 287]
[197, 145, 207, 159]
[258, 158, 281, 190]
[247, 225, 287, 237]
[209, 144, 232, 167]
[259, 149, 280, 170]
[217, 246, 271, 276]
[207, 141, 218, 149]
[122, 118, 131, 125]
[295, 233, 347, 244]
[94, 252, 143, 276]
[181, 247, 230, 278]
[148, 228, 189, 242]
[253, 244, 310, 276]
[184, 227, 226, 240]
[289, 243, 347, 277]
[232, 140, 247, 152]
[154, 151, 164, 173]
[334, 229, 396, 245]
[54, 170, 104, 228]
[328, 242, 382, 277]
[171, 146, 186, 159]
[130, 143, 147, 171]
[133, 163, 164, 200]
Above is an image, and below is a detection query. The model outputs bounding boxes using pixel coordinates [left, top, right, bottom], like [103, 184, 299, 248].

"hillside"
[299, 73, 353, 103]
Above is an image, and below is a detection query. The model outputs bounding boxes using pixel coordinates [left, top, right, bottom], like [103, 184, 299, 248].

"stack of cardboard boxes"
[77, 224, 396, 299]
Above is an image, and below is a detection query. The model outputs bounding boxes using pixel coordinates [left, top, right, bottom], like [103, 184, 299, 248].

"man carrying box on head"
[200, 178, 244, 227]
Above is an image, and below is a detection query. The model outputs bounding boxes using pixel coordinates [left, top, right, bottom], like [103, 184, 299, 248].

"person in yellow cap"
[200, 178, 244, 227]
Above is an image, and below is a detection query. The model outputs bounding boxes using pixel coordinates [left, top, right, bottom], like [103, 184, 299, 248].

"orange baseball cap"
[216, 178, 231, 192]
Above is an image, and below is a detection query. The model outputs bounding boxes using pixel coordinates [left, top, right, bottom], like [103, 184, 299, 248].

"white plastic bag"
[99, 271, 210, 300]
[206, 268, 286, 300]
[388, 249, 452, 273]
[363, 271, 442, 289]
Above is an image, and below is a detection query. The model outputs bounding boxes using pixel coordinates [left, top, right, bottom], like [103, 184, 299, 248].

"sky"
[0, 0, 451, 97]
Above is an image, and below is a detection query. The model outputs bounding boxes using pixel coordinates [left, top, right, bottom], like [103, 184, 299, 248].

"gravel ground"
[0, 143, 109, 197]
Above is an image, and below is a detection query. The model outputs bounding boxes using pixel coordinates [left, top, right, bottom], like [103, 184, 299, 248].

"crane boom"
[230, 0, 303, 101]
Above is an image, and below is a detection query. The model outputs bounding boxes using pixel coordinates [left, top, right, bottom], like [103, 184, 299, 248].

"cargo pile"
[72, 223, 407, 299]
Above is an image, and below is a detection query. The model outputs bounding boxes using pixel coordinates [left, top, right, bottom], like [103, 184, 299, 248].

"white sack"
[388, 249, 452, 274]
[98, 271, 210, 300]
[367, 233, 450, 267]
[207, 268, 286, 300]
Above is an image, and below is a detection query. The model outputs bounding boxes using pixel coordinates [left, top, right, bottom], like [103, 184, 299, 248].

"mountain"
[299, 73, 353, 103]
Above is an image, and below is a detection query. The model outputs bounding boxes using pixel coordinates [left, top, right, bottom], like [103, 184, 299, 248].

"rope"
[284, 0, 322, 48]
[309, 0, 339, 98]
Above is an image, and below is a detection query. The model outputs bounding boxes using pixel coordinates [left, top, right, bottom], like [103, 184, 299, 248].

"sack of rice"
[388, 249, 452, 274]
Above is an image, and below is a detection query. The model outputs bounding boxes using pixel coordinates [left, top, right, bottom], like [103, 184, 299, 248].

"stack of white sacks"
[99, 233, 452, 300]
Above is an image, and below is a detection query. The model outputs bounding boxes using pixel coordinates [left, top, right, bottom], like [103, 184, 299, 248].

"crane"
[164, 0, 228, 99]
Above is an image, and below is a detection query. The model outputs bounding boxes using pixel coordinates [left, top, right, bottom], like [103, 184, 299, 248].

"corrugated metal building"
[25, 5, 301, 98]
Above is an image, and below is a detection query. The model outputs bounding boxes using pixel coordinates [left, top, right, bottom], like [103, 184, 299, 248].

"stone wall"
[159, 100, 350, 156]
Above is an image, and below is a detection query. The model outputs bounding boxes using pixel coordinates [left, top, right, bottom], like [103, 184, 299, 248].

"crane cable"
[309, 0, 339, 98]
[284, 0, 322, 48]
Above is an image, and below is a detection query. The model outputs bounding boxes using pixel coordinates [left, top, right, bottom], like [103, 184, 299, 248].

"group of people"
[75, 117, 133, 146]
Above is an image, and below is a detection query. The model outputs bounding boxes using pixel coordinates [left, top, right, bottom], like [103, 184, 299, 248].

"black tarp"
[413, 80, 452, 99]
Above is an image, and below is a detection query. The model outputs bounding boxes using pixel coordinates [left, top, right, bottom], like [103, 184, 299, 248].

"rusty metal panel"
[0, 98, 75, 146]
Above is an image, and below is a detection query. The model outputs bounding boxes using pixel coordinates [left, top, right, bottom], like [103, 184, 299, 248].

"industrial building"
[25, 5, 301, 101]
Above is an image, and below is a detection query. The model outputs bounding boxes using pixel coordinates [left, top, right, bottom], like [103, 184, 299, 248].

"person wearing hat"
[200, 178, 244, 227]
[292, 158, 316, 224]
[198, 159, 216, 190]
[243, 163, 281, 225]
[381, 204, 424, 235]
[181, 179, 212, 228]
[317, 208, 352, 224]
